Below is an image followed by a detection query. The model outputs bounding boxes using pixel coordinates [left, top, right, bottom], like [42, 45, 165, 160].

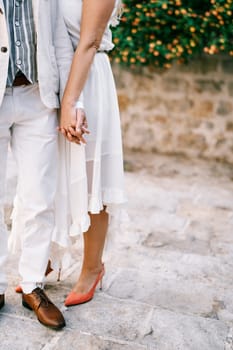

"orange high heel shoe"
[15, 260, 60, 293]
[64, 264, 105, 307]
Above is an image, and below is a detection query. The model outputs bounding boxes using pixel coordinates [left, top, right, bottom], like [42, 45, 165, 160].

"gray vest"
[3, 0, 37, 86]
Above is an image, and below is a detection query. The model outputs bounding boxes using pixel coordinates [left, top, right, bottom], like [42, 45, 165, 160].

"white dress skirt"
[9, 0, 127, 270]
[50, 0, 127, 266]
[52, 53, 127, 243]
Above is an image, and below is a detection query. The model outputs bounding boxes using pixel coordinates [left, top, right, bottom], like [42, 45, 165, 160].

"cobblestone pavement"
[1, 152, 233, 350]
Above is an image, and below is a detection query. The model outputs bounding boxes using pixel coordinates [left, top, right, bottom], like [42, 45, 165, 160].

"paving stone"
[106, 267, 233, 319]
[0, 313, 55, 350]
[142, 308, 230, 350]
[52, 331, 148, 350]
[62, 294, 153, 343]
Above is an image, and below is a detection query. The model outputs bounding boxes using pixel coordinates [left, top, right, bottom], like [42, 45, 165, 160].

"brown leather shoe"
[22, 288, 65, 330]
[0, 294, 4, 309]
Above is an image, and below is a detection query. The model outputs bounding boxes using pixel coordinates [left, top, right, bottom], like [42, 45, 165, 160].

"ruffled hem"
[69, 214, 90, 237]
[52, 188, 128, 245]
[8, 196, 129, 274]
[88, 188, 127, 214]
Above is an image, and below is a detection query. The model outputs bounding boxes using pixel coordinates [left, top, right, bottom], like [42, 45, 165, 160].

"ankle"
[81, 263, 103, 275]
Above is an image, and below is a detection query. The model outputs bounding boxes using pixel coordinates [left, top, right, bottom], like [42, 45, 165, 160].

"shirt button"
[16, 59, 22, 65]
[15, 1, 20, 6]
[15, 21, 20, 27]
[15, 40, 21, 46]
[1, 47, 8, 53]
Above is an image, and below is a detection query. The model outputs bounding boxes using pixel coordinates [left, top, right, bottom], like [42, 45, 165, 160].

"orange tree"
[111, 0, 233, 68]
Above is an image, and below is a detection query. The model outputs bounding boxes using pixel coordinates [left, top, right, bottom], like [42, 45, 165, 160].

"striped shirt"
[3, 0, 37, 86]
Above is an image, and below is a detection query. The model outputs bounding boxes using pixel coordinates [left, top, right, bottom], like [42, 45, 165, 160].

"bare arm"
[60, 0, 115, 142]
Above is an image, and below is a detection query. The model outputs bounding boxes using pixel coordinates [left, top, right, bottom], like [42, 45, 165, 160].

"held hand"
[75, 108, 90, 144]
[59, 101, 90, 144]
[59, 101, 80, 144]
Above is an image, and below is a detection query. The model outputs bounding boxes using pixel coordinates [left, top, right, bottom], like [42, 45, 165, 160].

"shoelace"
[32, 288, 51, 308]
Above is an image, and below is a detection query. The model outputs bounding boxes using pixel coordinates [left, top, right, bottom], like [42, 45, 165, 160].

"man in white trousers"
[0, 0, 67, 329]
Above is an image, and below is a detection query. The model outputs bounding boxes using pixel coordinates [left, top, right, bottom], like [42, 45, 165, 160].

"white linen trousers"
[0, 84, 58, 294]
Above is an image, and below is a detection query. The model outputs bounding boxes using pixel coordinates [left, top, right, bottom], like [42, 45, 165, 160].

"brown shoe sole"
[0, 296, 5, 310]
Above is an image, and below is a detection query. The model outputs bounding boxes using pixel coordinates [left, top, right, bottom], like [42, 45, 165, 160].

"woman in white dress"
[55, 0, 126, 306]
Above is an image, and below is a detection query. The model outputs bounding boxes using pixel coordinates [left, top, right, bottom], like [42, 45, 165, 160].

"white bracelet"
[75, 101, 84, 109]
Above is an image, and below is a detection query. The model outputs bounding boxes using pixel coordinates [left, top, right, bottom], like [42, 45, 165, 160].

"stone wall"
[113, 56, 233, 163]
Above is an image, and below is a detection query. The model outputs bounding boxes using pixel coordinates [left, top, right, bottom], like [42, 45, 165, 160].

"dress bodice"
[59, 0, 120, 52]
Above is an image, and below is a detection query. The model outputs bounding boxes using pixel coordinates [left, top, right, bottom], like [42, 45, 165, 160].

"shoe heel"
[99, 277, 103, 291]
[22, 300, 33, 310]
[57, 267, 62, 282]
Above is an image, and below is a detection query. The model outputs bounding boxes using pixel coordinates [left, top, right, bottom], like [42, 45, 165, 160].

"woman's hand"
[75, 108, 90, 144]
[59, 99, 78, 143]
[59, 100, 90, 144]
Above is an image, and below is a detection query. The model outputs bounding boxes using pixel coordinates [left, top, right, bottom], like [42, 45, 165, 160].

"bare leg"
[72, 208, 108, 294]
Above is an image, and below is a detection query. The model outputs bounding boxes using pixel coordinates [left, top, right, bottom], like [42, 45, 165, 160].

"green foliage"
[111, 0, 233, 68]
